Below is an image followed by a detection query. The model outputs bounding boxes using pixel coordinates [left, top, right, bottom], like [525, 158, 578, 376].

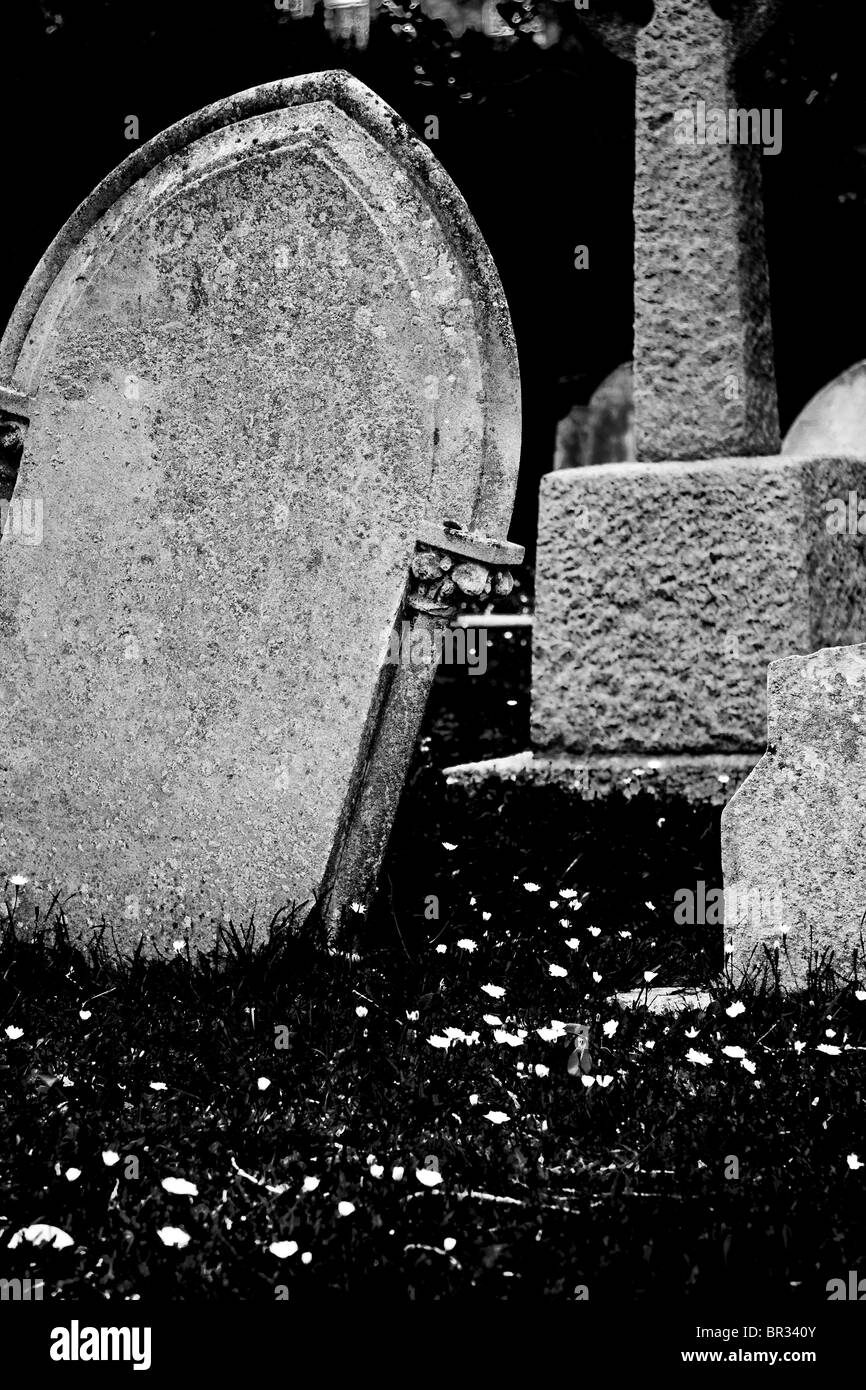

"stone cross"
[0, 72, 523, 950]
[584, 0, 782, 460]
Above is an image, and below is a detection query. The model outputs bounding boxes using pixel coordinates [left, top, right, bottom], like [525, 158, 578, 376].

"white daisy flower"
[536, 1023, 566, 1042]
[416, 1169, 443, 1187]
[161, 1177, 198, 1197]
[8, 1224, 73, 1251]
[157, 1226, 190, 1249]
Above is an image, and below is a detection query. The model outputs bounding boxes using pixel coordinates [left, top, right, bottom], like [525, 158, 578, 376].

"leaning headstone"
[0, 72, 522, 949]
[722, 645, 866, 987]
[783, 360, 866, 458]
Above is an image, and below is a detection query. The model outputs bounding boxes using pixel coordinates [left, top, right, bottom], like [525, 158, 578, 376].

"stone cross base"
[533, 456, 866, 768]
[443, 750, 754, 807]
[722, 644, 866, 988]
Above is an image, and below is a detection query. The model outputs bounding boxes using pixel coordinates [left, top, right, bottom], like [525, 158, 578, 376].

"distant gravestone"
[722, 645, 866, 985]
[783, 361, 866, 457]
[0, 72, 522, 949]
[553, 362, 635, 470]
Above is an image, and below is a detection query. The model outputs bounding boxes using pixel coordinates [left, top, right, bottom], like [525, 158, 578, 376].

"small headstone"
[0, 73, 521, 948]
[722, 644, 866, 986]
[783, 360, 866, 458]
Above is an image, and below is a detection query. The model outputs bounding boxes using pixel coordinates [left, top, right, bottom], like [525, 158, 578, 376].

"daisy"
[161, 1177, 198, 1197]
[157, 1227, 190, 1249]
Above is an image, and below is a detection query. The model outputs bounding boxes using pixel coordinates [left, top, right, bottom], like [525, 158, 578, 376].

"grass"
[1, 789, 865, 1301]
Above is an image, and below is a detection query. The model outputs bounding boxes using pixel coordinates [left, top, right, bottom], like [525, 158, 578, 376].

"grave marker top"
[582, 0, 784, 461]
[0, 72, 522, 948]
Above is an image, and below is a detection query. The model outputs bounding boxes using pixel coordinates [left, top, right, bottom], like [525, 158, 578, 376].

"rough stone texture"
[0, 72, 521, 949]
[583, 0, 782, 461]
[532, 456, 866, 760]
[783, 360, 866, 457]
[722, 644, 866, 986]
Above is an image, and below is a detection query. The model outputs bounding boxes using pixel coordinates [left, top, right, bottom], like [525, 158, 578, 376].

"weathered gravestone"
[0, 71, 522, 949]
[722, 645, 866, 987]
[783, 361, 866, 459]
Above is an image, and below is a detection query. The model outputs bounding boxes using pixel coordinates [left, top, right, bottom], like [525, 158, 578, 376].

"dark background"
[2, 0, 866, 554]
